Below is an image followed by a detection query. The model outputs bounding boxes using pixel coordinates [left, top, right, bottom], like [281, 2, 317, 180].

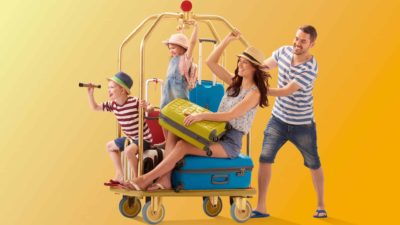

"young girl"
[149, 22, 199, 190]
[160, 22, 199, 109]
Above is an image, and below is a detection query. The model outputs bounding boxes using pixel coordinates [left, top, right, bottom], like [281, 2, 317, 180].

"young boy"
[86, 71, 153, 186]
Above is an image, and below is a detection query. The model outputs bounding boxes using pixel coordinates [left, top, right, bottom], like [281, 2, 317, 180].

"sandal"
[313, 209, 327, 218]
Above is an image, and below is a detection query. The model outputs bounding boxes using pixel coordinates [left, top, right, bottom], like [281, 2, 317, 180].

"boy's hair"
[299, 25, 317, 43]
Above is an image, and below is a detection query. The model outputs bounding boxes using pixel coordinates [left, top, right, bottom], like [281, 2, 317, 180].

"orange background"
[1, 0, 399, 225]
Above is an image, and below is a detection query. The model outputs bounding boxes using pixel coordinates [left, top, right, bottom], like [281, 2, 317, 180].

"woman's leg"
[146, 131, 179, 190]
[134, 140, 228, 190]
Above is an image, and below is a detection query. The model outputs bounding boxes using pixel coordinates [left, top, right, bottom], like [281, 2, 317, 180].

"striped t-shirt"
[272, 46, 318, 125]
[102, 96, 153, 142]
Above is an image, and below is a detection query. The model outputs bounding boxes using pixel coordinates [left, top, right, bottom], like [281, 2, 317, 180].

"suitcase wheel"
[202, 196, 222, 217]
[119, 196, 141, 218]
[142, 201, 165, 224]
[230, 200, 252, 223]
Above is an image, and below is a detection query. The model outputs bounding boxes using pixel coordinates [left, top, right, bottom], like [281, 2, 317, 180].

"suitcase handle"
[211, 174, 229, 185]
[198, 38, 218, 86]
[199, 38, 217, 44]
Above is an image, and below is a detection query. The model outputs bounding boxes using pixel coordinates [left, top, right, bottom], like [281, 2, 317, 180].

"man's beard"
[293, 45, 305, 55]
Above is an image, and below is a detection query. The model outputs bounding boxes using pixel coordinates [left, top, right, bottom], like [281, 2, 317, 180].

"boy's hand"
[139, 100, 149, 109]
[87, 83, 95, 95]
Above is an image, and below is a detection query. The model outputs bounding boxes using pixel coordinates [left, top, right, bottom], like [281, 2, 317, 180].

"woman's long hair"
[226, 59, 271, 107]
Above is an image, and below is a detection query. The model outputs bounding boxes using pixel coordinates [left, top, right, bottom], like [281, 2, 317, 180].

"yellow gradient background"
[1, 0, 399, 225]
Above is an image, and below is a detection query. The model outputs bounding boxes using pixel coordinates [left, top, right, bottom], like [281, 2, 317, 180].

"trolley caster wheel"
[202, 196, 222, 217]
[230, 200, 252, 223]
[119, 196, 141, 218]
[229, 196, 234, 206]
[142, 201, 165, 224]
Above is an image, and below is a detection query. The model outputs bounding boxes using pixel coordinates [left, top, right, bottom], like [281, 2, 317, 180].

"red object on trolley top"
[181, 0, 192, 12]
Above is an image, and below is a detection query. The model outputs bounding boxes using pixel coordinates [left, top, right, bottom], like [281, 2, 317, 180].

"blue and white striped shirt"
[271, 46, 318, 125]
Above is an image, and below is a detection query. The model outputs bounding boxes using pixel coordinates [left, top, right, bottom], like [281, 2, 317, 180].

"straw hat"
[107, 72, 133, 94]
[162, 33, 189, 49]
[237, 46, 265, 66]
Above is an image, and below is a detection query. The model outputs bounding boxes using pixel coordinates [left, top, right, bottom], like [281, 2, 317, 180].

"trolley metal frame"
[110, 4, 255, 224]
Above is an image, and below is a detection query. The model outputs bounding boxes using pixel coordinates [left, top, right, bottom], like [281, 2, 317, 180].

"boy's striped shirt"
[102, 96, 153, 142]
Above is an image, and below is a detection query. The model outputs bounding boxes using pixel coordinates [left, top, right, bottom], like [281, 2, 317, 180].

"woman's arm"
[183, 90, 260, 126]
[206, 30, 241, 85]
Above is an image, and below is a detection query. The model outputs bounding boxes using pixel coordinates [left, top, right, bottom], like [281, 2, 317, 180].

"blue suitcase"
[189, 38, 224, 112]
[171, 154, 253, 191]
[189, 80, 224, 112]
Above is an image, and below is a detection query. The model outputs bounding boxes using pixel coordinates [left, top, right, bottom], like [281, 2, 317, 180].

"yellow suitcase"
[159, 98, 230, 156]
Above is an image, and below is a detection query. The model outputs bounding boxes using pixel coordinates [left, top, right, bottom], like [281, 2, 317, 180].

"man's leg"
[290, 122, 326, 217]
[254, 163, 272, 214]
[311, 167, 326, 216]
[254, 117, 287, 216]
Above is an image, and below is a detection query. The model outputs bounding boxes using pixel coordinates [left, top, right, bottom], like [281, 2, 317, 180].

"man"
[252, 25, 327, 219]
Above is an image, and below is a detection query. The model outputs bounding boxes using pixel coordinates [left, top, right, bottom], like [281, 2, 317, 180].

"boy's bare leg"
[125, 144, 139, 178]
[106, 141, 124, 182]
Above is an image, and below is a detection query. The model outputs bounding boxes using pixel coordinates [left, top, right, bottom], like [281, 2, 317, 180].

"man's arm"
[261, 56, 278, 71]
[268, 80, 301, 97]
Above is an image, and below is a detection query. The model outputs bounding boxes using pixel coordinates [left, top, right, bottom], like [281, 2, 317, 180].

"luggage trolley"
[110, 1, 255, 223]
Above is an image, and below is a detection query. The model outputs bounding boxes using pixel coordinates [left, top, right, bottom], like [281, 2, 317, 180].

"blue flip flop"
[251, 210, 270, 218]
[313, 209, 328, 218]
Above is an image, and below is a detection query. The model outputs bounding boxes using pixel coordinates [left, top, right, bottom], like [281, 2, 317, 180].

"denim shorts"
[218, 128, 244, 158]
[259, 116, 321, 169]
[160, 74, 189, 109]
[114, 137, 152, 152]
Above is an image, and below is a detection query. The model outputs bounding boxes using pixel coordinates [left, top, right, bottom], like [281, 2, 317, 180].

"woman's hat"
[237, 46, 265, 66]
[162, 33, 189, 49]
[107, 72, 133, 94]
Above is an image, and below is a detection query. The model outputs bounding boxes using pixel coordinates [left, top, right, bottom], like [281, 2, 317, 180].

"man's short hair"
[299, 25, 317, 43]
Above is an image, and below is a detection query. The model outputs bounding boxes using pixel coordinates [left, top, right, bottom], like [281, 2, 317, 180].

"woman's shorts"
[217, 128, 244, 158]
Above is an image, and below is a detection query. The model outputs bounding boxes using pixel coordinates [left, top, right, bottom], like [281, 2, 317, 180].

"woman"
[127, 29, 270, 191]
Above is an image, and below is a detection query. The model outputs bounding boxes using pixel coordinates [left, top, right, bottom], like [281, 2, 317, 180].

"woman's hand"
[224, 28, 241, 43]
[184, 113, 203, 126]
